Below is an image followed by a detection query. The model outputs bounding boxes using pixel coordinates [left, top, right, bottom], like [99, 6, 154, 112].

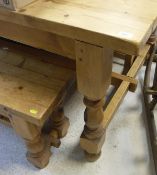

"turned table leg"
[75, 41, 113, 161]
[9, 116, 51, 168]
[81, 97, 106, 161]
[49, 107, 70, 148]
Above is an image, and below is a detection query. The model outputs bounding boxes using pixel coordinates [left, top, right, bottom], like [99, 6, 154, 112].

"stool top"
[0, 39, 75, 126]
[0, 0, 157, 54]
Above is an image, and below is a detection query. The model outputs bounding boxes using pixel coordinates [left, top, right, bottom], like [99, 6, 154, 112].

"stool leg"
[49, 107, 70, 148]
[10, 116, 51, 169]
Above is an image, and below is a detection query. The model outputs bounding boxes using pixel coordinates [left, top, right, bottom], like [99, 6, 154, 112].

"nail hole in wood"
[80, 49, 84, 53]
[64, 14, 69, 17]
[18, 86, 23, 90]
[79, 58, 83, 61]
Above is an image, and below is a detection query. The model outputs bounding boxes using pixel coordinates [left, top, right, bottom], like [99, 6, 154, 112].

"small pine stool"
[0, 39, 75, 168]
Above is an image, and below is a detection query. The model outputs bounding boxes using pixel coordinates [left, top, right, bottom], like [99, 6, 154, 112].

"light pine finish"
[76, 41, 112, 160]
[0, 0, 157, 163]
[49, 107, 70, 148]
[0, 20, 75, 59]
[123, 55, 136, 74]
[115, 52, 136, 74]
[0, 40, 75, 126]
[81, 97, 106, 161]
[0, 20, 152, 64]
[103, 44, 151, 128]
[77, 41, 150, 161]
[76, 41, 113, 100]
[0, 38, 75, 168]
[111, 72, 137, 92]
[0, 0, 157, 55]
[10, 116, 51, 168]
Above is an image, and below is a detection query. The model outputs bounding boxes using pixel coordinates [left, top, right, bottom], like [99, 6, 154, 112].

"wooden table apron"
[0, 0, 157, 159]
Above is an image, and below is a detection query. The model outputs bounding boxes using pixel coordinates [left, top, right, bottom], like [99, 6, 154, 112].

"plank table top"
[0, 0, 157, 55]
[0, 39, 75, 125]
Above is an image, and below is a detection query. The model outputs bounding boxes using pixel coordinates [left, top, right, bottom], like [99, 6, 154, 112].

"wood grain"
[0, 39, 75, 126]
[0, 20, 75, 59]
[76, 41, 113, 100]
[10, 116, 51, 168]
[0, 0, 157, 54]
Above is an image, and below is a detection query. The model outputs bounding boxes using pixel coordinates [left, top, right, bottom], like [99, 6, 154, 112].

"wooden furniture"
[0, 0, 157, 164]
[0, 38, 75, 168]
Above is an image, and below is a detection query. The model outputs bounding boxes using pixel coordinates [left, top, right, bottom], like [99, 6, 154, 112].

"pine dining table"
[0, 0, 157, 164]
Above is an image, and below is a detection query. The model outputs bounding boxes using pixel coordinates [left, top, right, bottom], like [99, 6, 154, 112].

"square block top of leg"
[0, 38, 75, 126]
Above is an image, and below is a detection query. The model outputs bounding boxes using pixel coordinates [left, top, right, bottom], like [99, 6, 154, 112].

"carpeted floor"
[0, 63, 156, 175]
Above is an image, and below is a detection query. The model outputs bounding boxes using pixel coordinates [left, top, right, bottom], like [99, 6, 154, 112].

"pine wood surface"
[0, 1, 156, 163]
[103, 44, 151, 128]
[0, 0, 157, 55]
[0, 39, 75, 126]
